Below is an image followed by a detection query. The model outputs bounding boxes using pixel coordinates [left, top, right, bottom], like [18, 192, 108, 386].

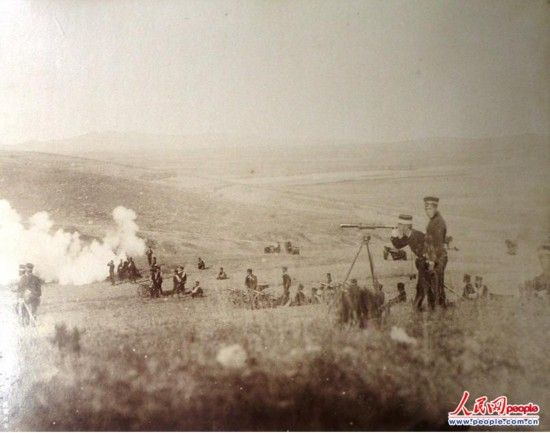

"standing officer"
[107, 260, 115, 285]
[423, 196, 448, 309]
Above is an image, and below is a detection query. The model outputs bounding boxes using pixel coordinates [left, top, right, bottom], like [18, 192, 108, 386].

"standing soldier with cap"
[281, 266, 292, 306]
[151, 265, 163, 298]
[146, 246, 154, 267]
[107, 260, 115, 285]
[127, 257, 138, 282]
[390, 214, 427, 310]
[245, 268, 258, 291]
[17, 263, 42, 322]
[423, 196, 448, 309]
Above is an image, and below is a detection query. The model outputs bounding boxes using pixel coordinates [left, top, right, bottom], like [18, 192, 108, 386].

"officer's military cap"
[398, 214, 413, 225]
[423, 196, 439, 205]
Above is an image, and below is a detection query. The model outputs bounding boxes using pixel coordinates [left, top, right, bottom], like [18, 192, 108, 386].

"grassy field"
[0, 135, 549, 430]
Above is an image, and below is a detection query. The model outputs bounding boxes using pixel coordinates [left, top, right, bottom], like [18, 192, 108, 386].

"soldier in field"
[390, 214, 428, 311]
[423, 196, 448, 309]
[245, 268, 258, 291]
[146, 246, 153, 267]
[151, 265, 163, 298]
[17, 263, 42, 320]
[474, 276, 489, 299]
[281, 266, 292, 306]
[462, 274, 477, 300]
[107, 260, 115, 285]
[521, 242, 550, 302]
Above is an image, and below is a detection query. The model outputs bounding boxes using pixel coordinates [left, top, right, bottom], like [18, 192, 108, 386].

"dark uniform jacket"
[245, 274, 258, 290]
[425, 211, 447, 263]
[152, 271, 163, 288]
[282, 273, 292, 291]
[173, 271, 187, 291]
[18, 274, 42, 298]
[462, 283, 476, 299]
[391, 229, 425, 258]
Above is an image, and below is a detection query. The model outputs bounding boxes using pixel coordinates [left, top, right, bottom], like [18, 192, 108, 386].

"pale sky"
[0, 0, 548, 145]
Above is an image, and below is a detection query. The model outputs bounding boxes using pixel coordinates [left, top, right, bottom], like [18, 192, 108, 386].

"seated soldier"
[462, 274, 478, 300]
[217, 267, 228, 280]
[521, 242, 550, 301]
[191, 281, 204, 298]
[197, 257, 206, 270]
[292, 283, 307, 306]
[311, 286, 321, 304]
[475, 276, 489, 299]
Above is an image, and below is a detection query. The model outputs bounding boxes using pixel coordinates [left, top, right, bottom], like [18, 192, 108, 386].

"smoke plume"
[0, 199, 145, 285]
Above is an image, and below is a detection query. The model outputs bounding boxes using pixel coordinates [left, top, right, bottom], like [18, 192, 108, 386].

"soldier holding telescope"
[389, 214, 429, 311]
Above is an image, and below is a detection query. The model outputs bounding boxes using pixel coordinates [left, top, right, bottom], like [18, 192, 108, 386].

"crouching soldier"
[191, 281, 204, 298]
[217, 267, 228, 280]
[462, 274, 478, 300]
[475, 276, 489, 299]
[17, 263, 42, 324]
[292, 283, 307, 306]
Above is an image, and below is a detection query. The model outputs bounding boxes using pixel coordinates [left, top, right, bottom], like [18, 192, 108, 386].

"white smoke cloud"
[0, 199, 145, 285]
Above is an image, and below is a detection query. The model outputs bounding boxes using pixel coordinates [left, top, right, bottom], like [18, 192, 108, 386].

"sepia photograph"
[0, 0, 548, 431]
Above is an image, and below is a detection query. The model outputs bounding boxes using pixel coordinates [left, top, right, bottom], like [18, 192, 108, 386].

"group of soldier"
[462, 274, 489, 300]
[107, 257, 140, 285]
[14, 193, 549, 326]
[145, 246, 206, 298]
[388, 196, 449, 311]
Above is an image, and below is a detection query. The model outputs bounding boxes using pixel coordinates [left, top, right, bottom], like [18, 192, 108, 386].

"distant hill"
[4, 131, 549, 172]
